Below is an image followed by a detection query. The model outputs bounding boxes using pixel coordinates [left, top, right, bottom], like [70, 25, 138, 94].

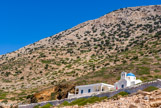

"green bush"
[41, 60, 51, 64]
[33, 105, 40, 108]
[59, 97, 107, 106]
[111, 91, 129, 99]
[118, 91, 129, 96]
[60, 101, 69, 106]
[139, 76, 149, 82]
[41, 103, 52, 108]
[143, 86, 158, 92]
[1, 99, 8, 104]
[44, 64, 49, 69]
[70, 98, 86, 106]
[136, 67, 150, 75]
[51, 93, 56, 100]
[154, 75, 161, 79]
[0, 90, 7, 99]
[154, 69, 160, 73]
[39, 53, 46, 58]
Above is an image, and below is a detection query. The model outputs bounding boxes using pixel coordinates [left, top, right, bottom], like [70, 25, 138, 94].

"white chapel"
[114, 72, 142, 89]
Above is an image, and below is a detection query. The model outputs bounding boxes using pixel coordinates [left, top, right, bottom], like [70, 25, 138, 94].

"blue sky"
[0, 0, 160, 55]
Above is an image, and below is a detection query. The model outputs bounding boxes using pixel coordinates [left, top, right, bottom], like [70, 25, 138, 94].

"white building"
[68, 83, 114, 99]
[114, 72, 142, 89]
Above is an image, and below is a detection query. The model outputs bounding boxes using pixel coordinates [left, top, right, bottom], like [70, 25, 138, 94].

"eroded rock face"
[31, 83, 75, 103]
[61, 89, 161, 108]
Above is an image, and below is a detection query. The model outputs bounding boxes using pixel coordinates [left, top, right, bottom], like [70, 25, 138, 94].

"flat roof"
[76, 83, 114, 88]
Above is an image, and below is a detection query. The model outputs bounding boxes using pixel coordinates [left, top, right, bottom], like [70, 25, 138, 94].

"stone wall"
[19, 79, 161, 108]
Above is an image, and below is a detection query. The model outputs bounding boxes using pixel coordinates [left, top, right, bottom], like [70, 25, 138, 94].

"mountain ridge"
[0, 5, 160, 60]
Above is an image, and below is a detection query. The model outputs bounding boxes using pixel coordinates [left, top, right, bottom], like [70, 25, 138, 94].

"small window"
[81, 90, 83, 94]
[88, 89, 91, 93]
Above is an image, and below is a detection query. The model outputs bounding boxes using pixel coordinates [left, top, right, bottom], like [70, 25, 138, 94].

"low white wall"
[68, 91, 103, 99]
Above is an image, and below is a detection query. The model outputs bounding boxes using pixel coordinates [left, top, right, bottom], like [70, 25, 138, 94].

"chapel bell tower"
[121, 72, 127, 79]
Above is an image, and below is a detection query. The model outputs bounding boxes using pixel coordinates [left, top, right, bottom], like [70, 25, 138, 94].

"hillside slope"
[0, 5, 161, 103]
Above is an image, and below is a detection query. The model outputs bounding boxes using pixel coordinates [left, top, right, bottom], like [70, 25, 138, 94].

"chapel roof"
[126, 73, 135, 77]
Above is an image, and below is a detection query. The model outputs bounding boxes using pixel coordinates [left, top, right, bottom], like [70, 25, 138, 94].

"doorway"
[121, 84, 124, 88]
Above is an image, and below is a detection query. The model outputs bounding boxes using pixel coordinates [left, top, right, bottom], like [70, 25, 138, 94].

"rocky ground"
[61, 89, 161, 108]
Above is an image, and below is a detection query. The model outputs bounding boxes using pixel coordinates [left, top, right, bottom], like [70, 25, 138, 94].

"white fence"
[68, 91, 108, 99]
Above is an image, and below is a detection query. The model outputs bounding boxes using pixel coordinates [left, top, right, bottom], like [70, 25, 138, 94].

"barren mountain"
[0, 5, 161, 103]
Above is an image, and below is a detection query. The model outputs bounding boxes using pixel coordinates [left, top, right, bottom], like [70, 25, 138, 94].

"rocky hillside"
[0, 5, 161, 103]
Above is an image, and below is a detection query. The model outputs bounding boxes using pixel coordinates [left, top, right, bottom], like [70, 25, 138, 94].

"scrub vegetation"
[0, 5, 160, 104]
